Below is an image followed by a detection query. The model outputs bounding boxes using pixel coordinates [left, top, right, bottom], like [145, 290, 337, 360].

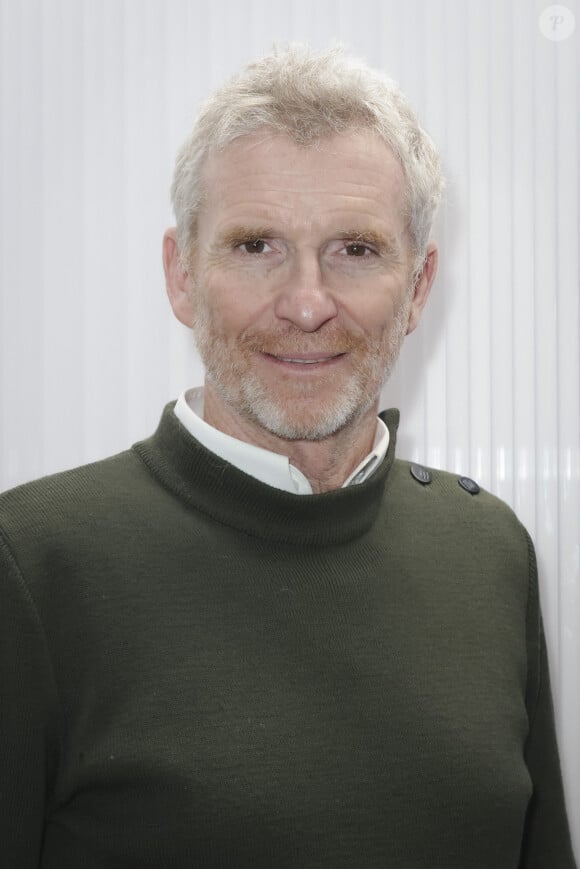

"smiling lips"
[265, 352, 344, 365]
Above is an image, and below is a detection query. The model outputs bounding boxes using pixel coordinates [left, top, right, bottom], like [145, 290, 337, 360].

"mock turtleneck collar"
[132, 402, 400, 546]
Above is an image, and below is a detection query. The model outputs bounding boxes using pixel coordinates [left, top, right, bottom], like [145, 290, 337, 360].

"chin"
[238, 379, 378, 442]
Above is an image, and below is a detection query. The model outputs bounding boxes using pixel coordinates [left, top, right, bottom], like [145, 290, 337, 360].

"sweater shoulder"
[389, 457, 530, 545]
[392, 456, 520, 511]
[0, 449, 151, 545]
[386, 459, 535, 616]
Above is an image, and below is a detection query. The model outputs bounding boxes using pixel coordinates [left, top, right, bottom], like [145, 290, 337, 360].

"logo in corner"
[539, 5, 576, 40]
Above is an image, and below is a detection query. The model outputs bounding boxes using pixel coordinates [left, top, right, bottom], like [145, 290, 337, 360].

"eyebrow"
[215, 226, 277, 249]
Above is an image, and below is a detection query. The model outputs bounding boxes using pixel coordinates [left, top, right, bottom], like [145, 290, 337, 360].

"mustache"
[240, 326, 367, 356]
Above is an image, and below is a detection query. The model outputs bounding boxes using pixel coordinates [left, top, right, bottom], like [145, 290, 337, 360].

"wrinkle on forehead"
[204, 129, 405, 191]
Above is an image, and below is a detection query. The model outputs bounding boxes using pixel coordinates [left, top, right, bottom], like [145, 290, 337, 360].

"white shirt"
[173, 387, 389, 496]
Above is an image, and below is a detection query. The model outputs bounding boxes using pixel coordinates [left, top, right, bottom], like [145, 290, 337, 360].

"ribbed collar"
[132, 402, 400, 546]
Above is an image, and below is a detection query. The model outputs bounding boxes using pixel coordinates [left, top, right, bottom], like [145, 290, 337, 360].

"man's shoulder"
[0, 447, 140, 499]
[386, 459, 534, 586]
[390, 457, 527, 537]
[0, 447, 149, 544]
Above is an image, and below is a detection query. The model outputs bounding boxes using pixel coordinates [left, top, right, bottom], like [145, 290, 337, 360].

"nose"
[273, 252, 338, 332]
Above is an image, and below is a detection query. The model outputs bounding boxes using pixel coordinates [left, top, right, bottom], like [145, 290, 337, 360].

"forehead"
[198, 129, 408, 236]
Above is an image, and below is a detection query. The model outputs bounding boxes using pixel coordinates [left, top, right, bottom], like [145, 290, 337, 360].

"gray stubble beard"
[191, 287, 413, 442]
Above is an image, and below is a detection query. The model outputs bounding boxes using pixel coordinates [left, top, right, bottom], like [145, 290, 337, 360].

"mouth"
[263, 352, 345, 365]
[276, 356, 339, 364]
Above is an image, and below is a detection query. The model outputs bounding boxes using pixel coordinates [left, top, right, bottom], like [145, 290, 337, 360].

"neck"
[202, 386, 379, 494]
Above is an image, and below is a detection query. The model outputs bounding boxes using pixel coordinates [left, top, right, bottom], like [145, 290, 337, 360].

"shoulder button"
[410, 464, 432, 485]
[458, 476, 480, 495]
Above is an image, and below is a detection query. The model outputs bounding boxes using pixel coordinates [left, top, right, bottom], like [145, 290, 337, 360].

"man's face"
[183, 130, 424, 442]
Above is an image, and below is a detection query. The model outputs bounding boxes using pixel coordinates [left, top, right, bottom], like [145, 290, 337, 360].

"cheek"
[339, 272, 408, 324]
[203, 274, 276, 336]
[340, 295, 396, 339]
[197, 284, 260, 339]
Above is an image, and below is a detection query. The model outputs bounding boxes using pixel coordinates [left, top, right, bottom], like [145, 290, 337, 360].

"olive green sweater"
[0, 403, 575, 868]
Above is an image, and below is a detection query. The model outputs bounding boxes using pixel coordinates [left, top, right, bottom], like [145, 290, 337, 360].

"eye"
[342, 242, 373, 257]
[239, 239, 272, 254]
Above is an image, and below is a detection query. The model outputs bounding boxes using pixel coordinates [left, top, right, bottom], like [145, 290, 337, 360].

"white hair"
[171, 43, 444, 281]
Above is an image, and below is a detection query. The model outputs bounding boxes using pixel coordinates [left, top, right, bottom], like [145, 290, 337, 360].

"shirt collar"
[174, 386, 389, 495]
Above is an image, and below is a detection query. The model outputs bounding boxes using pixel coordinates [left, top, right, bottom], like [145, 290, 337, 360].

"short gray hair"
[171, 44, 444, 280]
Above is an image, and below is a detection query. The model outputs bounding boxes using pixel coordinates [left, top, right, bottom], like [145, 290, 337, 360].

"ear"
[163, 228, 195, 328]
[406, 242, 438, 335]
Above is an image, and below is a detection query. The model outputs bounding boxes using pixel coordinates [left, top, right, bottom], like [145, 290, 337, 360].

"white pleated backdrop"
[1, 0, 578, 852]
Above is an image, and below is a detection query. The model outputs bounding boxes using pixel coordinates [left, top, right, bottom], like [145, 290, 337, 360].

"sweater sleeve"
[0, 530, 61, 867]
[518, 531, 577, 869]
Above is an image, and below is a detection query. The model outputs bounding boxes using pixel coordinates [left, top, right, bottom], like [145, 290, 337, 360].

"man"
[0, 45, 575, 868]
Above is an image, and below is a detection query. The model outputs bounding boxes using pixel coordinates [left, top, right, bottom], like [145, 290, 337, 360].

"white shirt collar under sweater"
[174, 387, 389, 496]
